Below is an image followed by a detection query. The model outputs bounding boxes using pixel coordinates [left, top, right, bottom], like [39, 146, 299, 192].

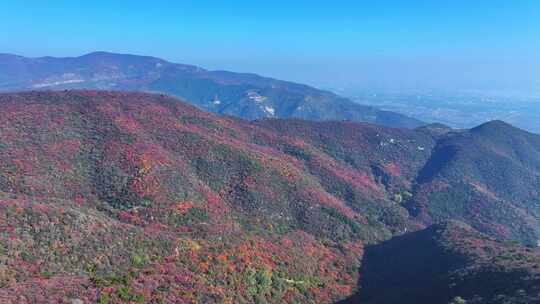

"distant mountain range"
[0, 51, 423, 128]
[0, 90, 537, 303]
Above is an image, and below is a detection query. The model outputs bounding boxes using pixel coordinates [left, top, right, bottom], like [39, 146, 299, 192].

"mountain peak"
[82, 50, 114, 56]
[78, 51, 169, 63]
[471, 120, 523, 136]
[475, 119, 513, 129]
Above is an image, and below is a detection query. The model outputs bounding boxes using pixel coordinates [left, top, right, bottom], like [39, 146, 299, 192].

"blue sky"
[1, 1, 539, 94]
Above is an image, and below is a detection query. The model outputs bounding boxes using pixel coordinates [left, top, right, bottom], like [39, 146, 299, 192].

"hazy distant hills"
[0, 90, 538, 303]
[0, 51, 423, 128]
[351, 91, 540, 134]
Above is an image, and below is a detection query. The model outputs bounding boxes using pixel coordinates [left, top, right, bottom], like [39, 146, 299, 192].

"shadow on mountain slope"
[337, 221, 540, 304]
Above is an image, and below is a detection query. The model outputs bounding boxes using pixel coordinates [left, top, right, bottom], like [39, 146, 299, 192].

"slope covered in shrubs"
[0, 90, 398, 303]
[411, 120, 540, 245]
[257, 118, 540, 246]
[0, 90, 538, 303]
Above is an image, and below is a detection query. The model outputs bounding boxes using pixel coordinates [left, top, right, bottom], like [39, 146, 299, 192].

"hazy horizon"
[2, 1, 539, 97]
